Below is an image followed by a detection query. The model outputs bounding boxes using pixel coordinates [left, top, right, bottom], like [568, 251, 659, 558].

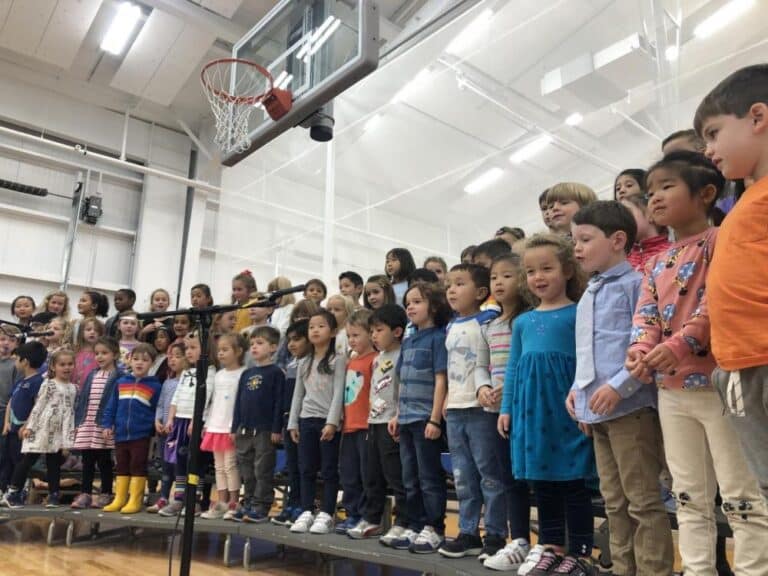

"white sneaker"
[410, 525, 444, 554]
[290, 511, 315, 533]
[384, 526, 415, 549]
[309, 511, 334, 534]
[347, 519, 382, 539]
[484, 538, 531, 571]
[200, 502, 228, 520]
[517, 544, 546, 576]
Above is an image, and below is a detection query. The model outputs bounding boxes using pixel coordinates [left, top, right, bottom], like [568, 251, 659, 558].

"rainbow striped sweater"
[99, 375, 162, 442]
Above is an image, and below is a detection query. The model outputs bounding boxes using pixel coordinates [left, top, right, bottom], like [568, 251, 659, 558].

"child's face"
[548, 198, 580, 233]
[217, 339, 240, 368]
[524, 246, 569, 304]
[614, 175, 642, 201]
[490, 260, 520, 307]
[184, 338, 201, 364]
[326, 298, 348, 328]
[365, 283, 386, 309]
[167, 347, 187, 373]
[385, 255, 400, 278]
[119, 317, 139, 338]
[248, 305, 271, 324]
[218, 311, 236, 333]
[130, 352, 152, 378]
[0, 334, 12, 357]
[154, 331, 170, 353]
[647, 167, 711, 230]
[173, 316, 191, 337]
[232, 280, 249, 303]
[572, 223, 621, 275]
[151, 291, 169, 312]
[405, 288, 430, 328]
[190, 288, 209, 309]
[48, 295, 67, 315]
[702, 112, 763, 180]
[82, 321, 100, 344]
[13, 355, 26, 373]
[286, 333, 310, 358]
[346, 323, 372, 355]
[53, 354, 75, 381]
[472, 252, 492, 270]
[339, 278, 361, 300]
[371, 322, 398, 352]
[424, 262, 446, 284]
[13, 298, 34, 319]
[114, 291, 133, 312]
[304, 283, 325, 304]
[446, 270, 486, 316]
[540, 200, 553, 229]
[78, 293, 94, 315]
[48, 320, 65, 343]
[250, 337, 276, 363]
[94, 344, 116, 370]
[308, 315, 334, 347]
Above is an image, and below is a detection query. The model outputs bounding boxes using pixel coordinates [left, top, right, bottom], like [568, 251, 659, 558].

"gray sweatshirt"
[288, 353, 345, 430]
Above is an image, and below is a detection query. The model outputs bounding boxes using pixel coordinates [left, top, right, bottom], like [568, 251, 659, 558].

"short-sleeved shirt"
[343, 351, 376, 432]
[369, 349, 401, 424]
[396, 326, 447, 424]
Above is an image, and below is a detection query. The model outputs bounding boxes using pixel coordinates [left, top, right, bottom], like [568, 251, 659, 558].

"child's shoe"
[388, 527, 418, 550]
[483, 538, 531, 571]
[71, 493, 92, 509]
[1, 489, 24, 509]
[526, 547, 562, 576]
[222, 501, 239, 521]
[244, 507, 269, 524]
[158, 500, 184, 517]
[200, 501, 228, 519]
[290, 511, 315, 533]
[552, 555, 596, 575]
[478, 534, 507, 561]
[94, 493, 113, 508]
[347, 519, 382, 539]
[334, 515, 360, 535]
[146, 497, 168, 514]
[45, 492, 61, 508]
[409, 526, 444, 554]
[271, 506, 295, 526]
[438, 532, 483, 558]
[309, 511, 335, 534]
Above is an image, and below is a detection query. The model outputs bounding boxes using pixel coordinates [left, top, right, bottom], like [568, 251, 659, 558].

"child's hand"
[589, 385, 621, 417]
[497, 414, 510, 439]
[187, 422, 193, 436]
[290, 429, 300, 444]
[155, 421, 164, 435]
[166, 418, 174, 434]
[424, 420, 441, 440]
[320, 424, 336, 442]
[387, 417, 399, 440]
[102, 428, 113, 440]
[2, 422, 9, 436]
[626, 350, 652, 383]
[229, 433, 237, 444]
[565, 391, 577, 420]
[271, 433, 282, 445]
[578, 422, 593, 437]
[477, 386, 494, 409]
[20, 428, 31, 439]
[490, 385, 503, 409]
[644, 344, 678, 375]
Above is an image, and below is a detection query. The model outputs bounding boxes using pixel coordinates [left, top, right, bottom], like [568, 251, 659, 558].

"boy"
[471, 238, 511, 270]
[697, 64, 768, 501]
[348, 304, 410, 543]
[0, 341, 46, 505]
[661, 129, 706, 155]
[336, 309, 377, 535]
[0, 328, 19, 437]
[439, 264, 507, 560]
[339, 271, 364, 305]
[231, 325, 284, 523]
[105, 289, 137, 338]
[271, 320, 310, 526]
[100, 344, 162, 513]
[568, 201, 673, 575]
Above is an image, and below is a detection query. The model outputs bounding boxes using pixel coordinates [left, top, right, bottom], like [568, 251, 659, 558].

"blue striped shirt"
[396, 326, 447, 424]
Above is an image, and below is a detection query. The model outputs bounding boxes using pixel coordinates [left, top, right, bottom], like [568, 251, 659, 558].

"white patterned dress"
[22, 379, 77, 454]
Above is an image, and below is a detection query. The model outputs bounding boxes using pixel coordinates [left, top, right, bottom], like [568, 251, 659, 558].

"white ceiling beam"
[140, 0, 248, 44]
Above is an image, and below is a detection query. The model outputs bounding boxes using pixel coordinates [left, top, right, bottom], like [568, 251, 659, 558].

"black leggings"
[81, 449, 113, 494]
[533, 479, 594, 557]
[11, 452, 62, 495]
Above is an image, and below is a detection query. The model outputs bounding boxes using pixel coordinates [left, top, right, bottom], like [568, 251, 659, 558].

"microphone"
[262, 284, 306, 302]
[27, 331, 54, 338]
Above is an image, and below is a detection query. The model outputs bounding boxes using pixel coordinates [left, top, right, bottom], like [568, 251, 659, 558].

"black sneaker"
[528, 548, 562, 576]
[438, 532, 484, 558]
[552, 555, 596, 575]
[478, 534, 506, 561]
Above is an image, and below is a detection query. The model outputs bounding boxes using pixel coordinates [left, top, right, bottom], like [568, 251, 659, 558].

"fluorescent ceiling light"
[446, 9, 493, 55]
[694, 0, 754, 38]
[101, 2, 142, 55]
[464, 167, 504, 195]
[393, 68, 432, 103]
[665, 45, 679, 61]
[565, 112, 583, 126]
[509, 134, 553, 164]
[593, 33, 641, 70]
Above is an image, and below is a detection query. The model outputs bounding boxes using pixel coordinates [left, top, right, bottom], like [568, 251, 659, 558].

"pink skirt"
[201, 431, 233, 452]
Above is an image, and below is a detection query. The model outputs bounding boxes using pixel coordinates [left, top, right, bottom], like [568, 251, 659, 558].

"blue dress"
[501, 304, 595, 481]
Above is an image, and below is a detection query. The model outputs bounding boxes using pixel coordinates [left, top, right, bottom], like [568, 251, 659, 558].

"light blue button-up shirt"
[572, 260, 657, 424]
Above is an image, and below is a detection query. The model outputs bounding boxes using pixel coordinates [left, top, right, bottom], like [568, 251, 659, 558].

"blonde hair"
[48, 348, 75, 380]
[48, 317, 72, 346]
[75, 317, 104, 352]
[522, 233, 586, 305]
[267, 276, 295, 306]
[546, 182, 597, 208]
[39, 290, 70, 320]
[326, 294, 356, 323]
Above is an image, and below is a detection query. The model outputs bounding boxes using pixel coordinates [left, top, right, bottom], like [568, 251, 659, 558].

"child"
[71, 337, 123, 509]
[159, 334, 215, 517]
[232, 270, 258, 334]
[364, 275, 396, 310]
[627, 150, 768, 574]
[568, 201, 673, 575]
[410, 269, 439, 285]
[73, 317, 104, 390]
[148, 341, 186, 513]
[439, 264, 507, 560]
[338, 271, 364, 304]
[191, 283, 215, 309]
[140, 288, 173, 344]
[275, 300, 320, 372]
[215, 311, 237, 335]
[336, 309, 377, 535]
[423, 257, 448, 286]
[393, 281, 451, 553]
[539, 189, 554, 233]
[45, 317, 70, 355]
[271, 320, 310, 526]
[461, 245, 476, 264]
[499, 234, 594, 574]
[267, 276, 296, 335]
[471, 238, 511, 270]
[11, 296, 35, 327]
[3, 349, 77, 508]
[288, 310, 345, 535]
[230, 326, 283, 523]
[39, 291, 70, 320]
[662, 128, 705, 155]
[100, 344, 161, 514]
[386, 248, 417, 305]
[348, 305, 409, 543]
[495, 227, 526, 248]
[621, 195, 670, 272]
[105, 289, 136, 338]
[326, 294, 355, 358]
[172, 314, 192, 342]
[545, 182, 598, 236]
[150, 326, 171, 382]
[613, 169, 646, 201]
[481, 254, 534, 572]
[0, 341, 45, 498]
[240, 292, 272, 340]
[0, 328, 19, 425]
[117, 312, 141, 370]
[697, 64, 768, 503]
[303, 279, 328, 305]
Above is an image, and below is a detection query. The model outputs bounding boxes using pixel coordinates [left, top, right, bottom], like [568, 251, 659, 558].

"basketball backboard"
[214, 0, 379, 166]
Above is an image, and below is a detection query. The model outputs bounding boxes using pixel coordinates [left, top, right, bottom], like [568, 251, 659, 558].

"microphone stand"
[137, 285, 305, 576]
[0, 318, 38, 344]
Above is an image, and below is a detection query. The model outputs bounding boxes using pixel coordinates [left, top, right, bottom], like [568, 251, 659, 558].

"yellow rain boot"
[120, 477, 146, 514]
[103, 476, 130, 512]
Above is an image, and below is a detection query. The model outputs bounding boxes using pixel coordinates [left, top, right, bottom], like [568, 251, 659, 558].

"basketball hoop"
[201, 58, 293, 155]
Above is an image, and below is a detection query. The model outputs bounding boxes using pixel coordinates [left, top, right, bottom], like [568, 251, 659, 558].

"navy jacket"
[232, 364, 284, 434]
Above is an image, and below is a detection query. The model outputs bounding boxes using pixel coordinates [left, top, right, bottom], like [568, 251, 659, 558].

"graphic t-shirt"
[368, 348, 401, 424]
[343, 351, 376, 433]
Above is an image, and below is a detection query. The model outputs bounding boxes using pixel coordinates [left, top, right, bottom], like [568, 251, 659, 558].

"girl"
[148, 341, 186, 513]
[232, 270, 258, 334]
[200, 333, 246, 519]
[499, 234, 594, 574]
[385, 248, 417, 305]
[172, 314, 192, 342]
[140, 288, 173, 343]
[622, 195, 671, 273]
[6, 349, 77, 507]
[391, 281, 451, 553]
[150, 326, 171, 382]
[482, 254, 534, 571]
[267, 276, 296, 335]
[117, 313, 141, 370]
[303, 279, 327, 305]
[240, 292, 273, 341]
[39, 291, 70, 320]
[191, 284, 214, 309]
[72, 291, 109, 345]
[614, 168, 646, 201]
[45, 317, 70, 355]
[326, 294, 355, 358]
[626, 151, 768, 575]
[287, 310, 345, 535]
[276, 299, 320, 371]
[546, 182, 598, 236]
[364, 275, 396, 310]
[73, 317, 105, 390]
[423, 256, 448, 285]
[71, 337, 123, 509]
[11, 296, 35, 327]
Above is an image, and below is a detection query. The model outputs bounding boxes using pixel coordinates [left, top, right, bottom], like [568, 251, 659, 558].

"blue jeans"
[283, 426, 300, 508]
[340, 430, 367, 519]
[447, 408, 507, 537]
[298, 417, 340, 515]
[399, 420, 446, 533]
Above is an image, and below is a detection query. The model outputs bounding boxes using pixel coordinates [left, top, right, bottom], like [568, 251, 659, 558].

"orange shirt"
[708, 176, 768, 370]
[343, 351, 376, 433]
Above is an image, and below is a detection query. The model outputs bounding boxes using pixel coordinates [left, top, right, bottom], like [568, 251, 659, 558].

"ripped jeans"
[658, 387, 768, 576]
[446, 408, 507, 538]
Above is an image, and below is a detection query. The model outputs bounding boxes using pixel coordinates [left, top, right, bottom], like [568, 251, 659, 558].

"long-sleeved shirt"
[445, 311, 494, 409]
[205, 367, 245, 433]
[171, 367, 215, 420]
[8, 372, 43, 432]
[155, 376, 179, 424]
[396, 326, 447, 424]
[627, 235, 671, 273]
[288, 353, 345, 430]
[571, 261, 655, 424]
[0, 357, 19, 411]
[231, 364, 284, 434]
[629, 228, 718, 390]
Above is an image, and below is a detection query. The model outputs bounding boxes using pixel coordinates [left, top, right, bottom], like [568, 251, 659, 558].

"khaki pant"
[658, 388, 768, 576]
[592, 408, 674, 576]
